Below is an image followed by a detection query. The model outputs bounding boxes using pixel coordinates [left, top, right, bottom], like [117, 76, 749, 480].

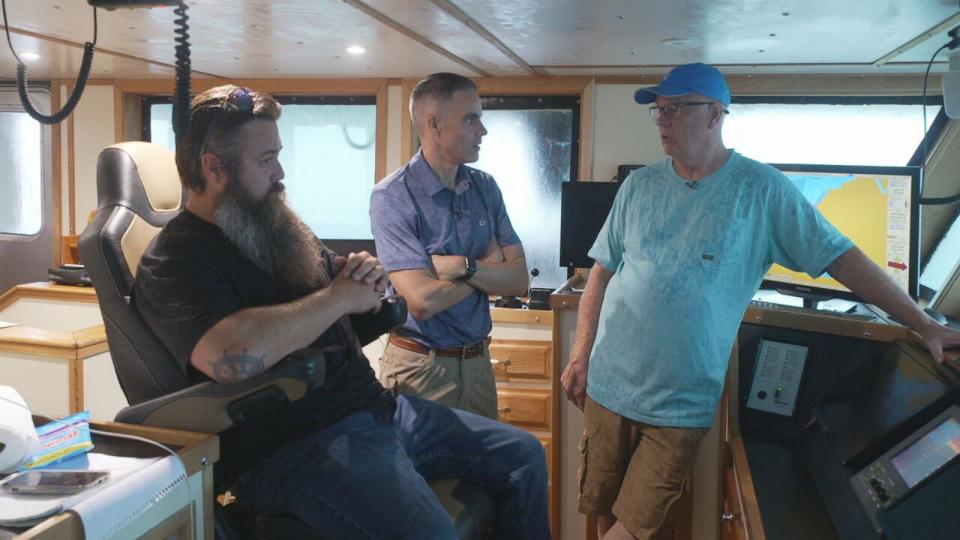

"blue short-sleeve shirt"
[370, 150, 521, 348]
[587, 151, 853, 428]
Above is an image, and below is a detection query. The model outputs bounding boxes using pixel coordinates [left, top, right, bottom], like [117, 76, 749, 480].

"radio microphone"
[686, 181, 698, 190]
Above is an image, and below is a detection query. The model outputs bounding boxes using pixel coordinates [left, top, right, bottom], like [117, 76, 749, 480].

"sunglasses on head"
[197, 86, 255, 156]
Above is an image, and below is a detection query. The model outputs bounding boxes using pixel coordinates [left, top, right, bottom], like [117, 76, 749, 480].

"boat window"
[724, 97, 957, 299]
[921, 217, 960, 298]
[723, 97, 943, 166]
[0, 109, 43, 237]
[145, 96, 377, 241]
[473, 96, 580, 289]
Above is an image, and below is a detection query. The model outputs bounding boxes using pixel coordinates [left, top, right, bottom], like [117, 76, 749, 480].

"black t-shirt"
[133, 210, 386, 480]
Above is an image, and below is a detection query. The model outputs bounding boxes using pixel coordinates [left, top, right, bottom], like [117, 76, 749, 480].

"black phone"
[1, 470, 109, 495]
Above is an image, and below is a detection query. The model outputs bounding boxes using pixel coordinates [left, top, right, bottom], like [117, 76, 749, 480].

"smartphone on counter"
[1, 470, 109, 495]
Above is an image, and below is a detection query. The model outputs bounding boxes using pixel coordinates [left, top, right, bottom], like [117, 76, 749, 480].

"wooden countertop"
[0, 282, 106, 359]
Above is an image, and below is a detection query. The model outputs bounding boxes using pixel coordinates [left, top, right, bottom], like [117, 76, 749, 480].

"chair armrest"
[350, 296, 407, 346]
[115, 347, 327, 434]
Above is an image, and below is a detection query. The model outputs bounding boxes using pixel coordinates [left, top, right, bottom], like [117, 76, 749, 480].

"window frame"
[0, 84, 51, 241]
[474, 94, 582, 288]
[142, 94, 380, 255]
[728, 95, 948, 168]
[140, 94, 377, 142]
[480, 95, 581, 184]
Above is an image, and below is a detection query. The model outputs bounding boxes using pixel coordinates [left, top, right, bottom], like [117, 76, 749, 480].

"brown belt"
[388, 333, 487, 358]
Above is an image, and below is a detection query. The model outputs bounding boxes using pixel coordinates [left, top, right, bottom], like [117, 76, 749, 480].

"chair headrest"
[97, 142, 184, 221]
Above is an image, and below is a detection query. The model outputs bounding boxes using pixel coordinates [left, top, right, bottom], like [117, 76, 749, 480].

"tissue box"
[21, 411, 94, 469]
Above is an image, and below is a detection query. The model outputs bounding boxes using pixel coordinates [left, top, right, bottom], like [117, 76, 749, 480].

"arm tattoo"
[210, 349, 265, 382]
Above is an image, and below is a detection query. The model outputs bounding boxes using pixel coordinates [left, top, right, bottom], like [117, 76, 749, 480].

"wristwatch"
[460, 256, 477, 281]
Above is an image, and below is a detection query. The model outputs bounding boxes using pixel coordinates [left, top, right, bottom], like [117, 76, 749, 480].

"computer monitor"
[617, 164, 643, 182]
[559, 181, 623, 269]
[762, 164, 921, 302]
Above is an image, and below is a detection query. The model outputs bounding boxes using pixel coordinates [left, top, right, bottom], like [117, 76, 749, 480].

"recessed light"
[21, 52, 40, 61]
[661, 38, 696, 48]
[346, 45, 366, 55]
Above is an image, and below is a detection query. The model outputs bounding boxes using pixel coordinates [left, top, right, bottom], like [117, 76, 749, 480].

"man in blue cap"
[561, 63, 960, 539]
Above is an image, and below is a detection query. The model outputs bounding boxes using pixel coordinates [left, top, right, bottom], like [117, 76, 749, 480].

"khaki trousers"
[378, 340, 499, 419]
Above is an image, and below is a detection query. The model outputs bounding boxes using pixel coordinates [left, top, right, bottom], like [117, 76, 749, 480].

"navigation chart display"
[764, 164, 920, 300]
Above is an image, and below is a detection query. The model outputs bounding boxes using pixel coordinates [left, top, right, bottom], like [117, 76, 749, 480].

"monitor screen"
[890, 417, 960, 488]
[762, 164, 920, 301]
[559, 181, 623, 268]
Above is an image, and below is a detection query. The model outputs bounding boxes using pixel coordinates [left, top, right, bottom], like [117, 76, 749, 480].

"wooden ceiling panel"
[0, 32, 175, 79]
[0, 0, 957, 78]
[0, 0, 470, 78]
[361, 0, 530, 76]
[891, 23, 959, 64]
[452, 0, 960, 73]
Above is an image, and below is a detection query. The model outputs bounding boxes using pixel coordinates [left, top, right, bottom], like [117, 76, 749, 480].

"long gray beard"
[214, 184, 326, 290]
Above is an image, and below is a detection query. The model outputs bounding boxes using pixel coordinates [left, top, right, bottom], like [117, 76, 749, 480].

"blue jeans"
[233, 395, 550, 539]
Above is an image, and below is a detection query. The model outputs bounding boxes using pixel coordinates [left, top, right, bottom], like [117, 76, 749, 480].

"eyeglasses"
[648, 102, 724, 121]
[197, 86, 255, 156]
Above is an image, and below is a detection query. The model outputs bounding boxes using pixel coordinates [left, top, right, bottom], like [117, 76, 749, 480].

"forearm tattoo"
[211, 349, 265, 382]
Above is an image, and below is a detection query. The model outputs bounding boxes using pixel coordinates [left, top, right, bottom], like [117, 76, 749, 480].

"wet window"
[0, 111, 43, 236]
[473, 96, 579, 289]
[147, 98, 376, 241]
[723, 98, 942, 166]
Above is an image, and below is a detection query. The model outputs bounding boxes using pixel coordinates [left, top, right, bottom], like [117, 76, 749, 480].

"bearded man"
[132, 85, 551, 539]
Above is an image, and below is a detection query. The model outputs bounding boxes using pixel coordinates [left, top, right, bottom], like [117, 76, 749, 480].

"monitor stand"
[774, 289, 833, 310]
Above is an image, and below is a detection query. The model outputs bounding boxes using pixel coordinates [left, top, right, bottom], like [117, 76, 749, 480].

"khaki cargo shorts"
[578, 395, 708, 539]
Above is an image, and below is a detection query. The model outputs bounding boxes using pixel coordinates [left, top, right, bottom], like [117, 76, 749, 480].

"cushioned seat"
[79, 141, 495, 539]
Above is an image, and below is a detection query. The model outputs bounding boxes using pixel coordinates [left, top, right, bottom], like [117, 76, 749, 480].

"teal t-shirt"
[586, 151, 853, 427]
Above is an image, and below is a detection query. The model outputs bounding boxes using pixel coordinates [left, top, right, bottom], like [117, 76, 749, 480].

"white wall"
[386, 84, 403, 175]
[64, 84, 116, 234]
[591, 84, 666, 182]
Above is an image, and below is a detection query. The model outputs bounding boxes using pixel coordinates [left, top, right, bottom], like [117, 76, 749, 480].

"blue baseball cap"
[634, 63, 731, 106]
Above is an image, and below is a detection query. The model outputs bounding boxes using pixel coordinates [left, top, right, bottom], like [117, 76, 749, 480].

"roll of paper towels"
[0, 386, 40, 473]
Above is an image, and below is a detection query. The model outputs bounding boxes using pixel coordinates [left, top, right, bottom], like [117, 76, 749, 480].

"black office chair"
[78, 142, 494, 539]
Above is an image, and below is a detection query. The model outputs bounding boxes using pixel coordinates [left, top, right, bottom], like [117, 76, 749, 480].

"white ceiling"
[0, 0, 958, 80]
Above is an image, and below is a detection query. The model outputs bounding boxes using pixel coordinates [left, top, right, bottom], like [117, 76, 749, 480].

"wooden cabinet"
[490, 307, 559, 537]
[720, 441, 751, 540]
[497, 387, 552, 428]
[0, 282, 124, 420]
[490, 339, 551, 380]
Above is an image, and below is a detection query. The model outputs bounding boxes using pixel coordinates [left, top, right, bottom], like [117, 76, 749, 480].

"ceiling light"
[21, 52, 40, 61]
[661, 38, 698, 48]
[346, 45, 365, 55]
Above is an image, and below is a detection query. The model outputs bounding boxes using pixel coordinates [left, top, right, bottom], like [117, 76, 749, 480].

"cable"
[1, 0, 21, 65]
[0, 395, 196, 536]
[341, 124, 375, 150]
[2, 0, 97, 125]
[172, 1, 191, 144]
[919, 28, 960, 206]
